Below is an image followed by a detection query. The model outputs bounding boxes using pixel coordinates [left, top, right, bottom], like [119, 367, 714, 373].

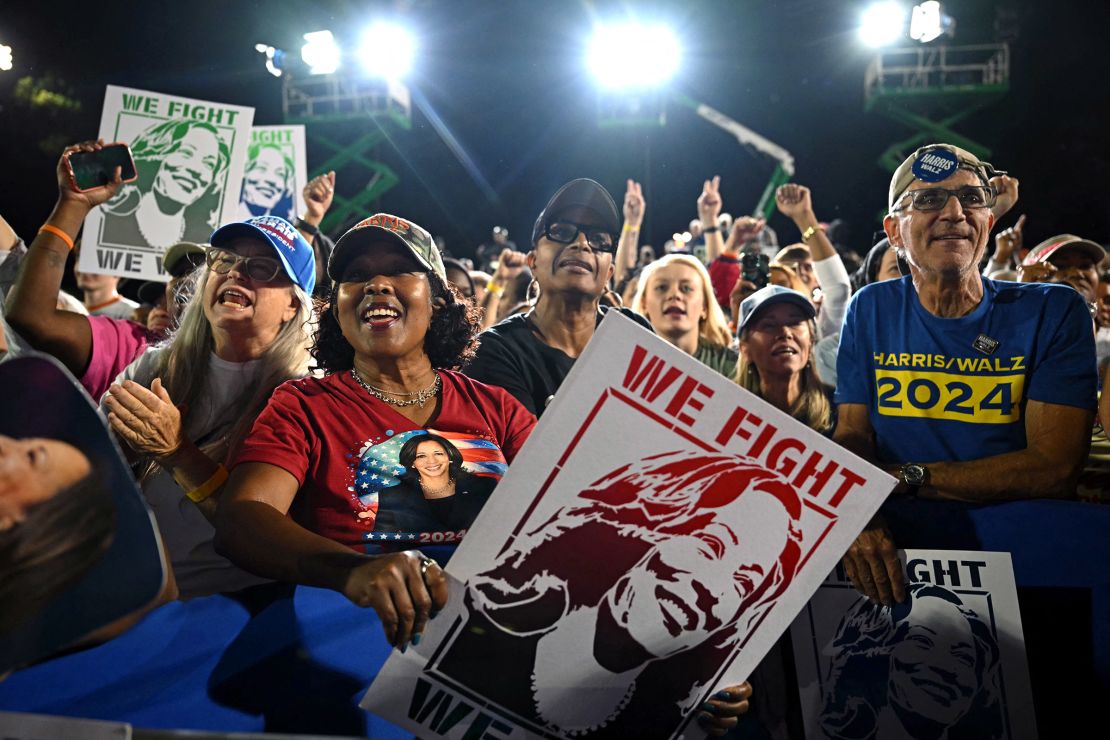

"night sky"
[2, 0, 1107, 269]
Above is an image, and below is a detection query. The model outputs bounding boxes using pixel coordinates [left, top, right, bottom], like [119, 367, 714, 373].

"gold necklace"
[419, 477, 456, 498]
[350, 369, 440, 408]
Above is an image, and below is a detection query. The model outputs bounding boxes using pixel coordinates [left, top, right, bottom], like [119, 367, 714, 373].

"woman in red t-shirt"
[216, 213, 535, 652]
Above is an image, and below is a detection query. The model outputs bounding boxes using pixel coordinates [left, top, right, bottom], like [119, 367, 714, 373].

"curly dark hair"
[312, 271, 482, 373]
[397, 433, 464, 486]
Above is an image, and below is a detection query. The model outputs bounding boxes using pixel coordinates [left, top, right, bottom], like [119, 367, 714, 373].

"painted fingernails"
[714, 690, 732, 700]
[412, 632, 422, 646]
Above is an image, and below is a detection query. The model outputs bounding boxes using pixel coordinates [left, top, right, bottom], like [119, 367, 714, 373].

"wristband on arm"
[185, 464, 229, 503]
[38, 224, 75, 250]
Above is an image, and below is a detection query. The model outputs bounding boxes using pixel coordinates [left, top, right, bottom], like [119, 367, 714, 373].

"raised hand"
[57, 140, 124, 211]
[775, 183, 815, 224]
[731, 216, 765, 245]
[303, 171, 336, 226]
[623, 179, 644, 229]
[994, 213, 1025, 266]
[494, 248, 529, 282]
[697, 176, 722, 225]
[990, 174, 1020, 219]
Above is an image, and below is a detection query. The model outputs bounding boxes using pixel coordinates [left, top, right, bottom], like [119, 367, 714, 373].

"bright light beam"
[357, 23, 415, 79]
[302, 30, 341, 75]
[587, 23, 681, 90]
[0, 44, 12, 72]
[859, 2, 907, 48]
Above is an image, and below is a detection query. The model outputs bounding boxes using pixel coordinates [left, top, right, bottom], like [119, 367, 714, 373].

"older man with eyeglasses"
[464, 178, 653, 417]
[833, 144, 1097, 607]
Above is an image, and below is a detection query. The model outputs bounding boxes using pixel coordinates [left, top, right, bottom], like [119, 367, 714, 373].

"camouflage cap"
[328, 213, 446, 283]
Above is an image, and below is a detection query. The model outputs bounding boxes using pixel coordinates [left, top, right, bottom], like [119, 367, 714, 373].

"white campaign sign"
[234, 125, 308, 223]
[362, 312, 897, 740]
[80, 85, 254, 281]
[791, 549, 1036, 740]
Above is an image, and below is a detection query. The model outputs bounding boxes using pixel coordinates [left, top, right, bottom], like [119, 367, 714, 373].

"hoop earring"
[528, 279, 541, 304]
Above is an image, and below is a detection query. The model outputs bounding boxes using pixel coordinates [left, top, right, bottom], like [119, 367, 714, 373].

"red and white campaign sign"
[362, 312, 896, 739]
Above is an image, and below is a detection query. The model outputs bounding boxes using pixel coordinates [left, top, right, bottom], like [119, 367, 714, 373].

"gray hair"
[137, 264, 312, 477]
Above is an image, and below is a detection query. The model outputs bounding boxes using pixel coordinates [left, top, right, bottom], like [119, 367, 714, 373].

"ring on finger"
[419, 556, 436, 586]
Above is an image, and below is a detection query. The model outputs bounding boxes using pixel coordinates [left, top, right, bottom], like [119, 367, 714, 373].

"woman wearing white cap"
[735, 285, 833, 435]
[215, 213, 535, 653]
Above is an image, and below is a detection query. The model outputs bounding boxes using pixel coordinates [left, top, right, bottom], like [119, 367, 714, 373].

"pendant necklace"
[351, 369, 440, 408]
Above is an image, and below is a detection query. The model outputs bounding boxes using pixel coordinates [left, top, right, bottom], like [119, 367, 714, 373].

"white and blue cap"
[209, 215, 316, 295]
[888, 143, 1004, 213]
[738, 285, 816, 335]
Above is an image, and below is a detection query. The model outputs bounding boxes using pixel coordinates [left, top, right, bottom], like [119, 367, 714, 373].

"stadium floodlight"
[254, 43, 285, 78]
[301, 30, 341, 75]
[0, 44, 12, 72]
[910, 1, 954, 43]
[858, 2, 907, 48]
[587, 23, 681, 90]
[357, 23, 416, 79]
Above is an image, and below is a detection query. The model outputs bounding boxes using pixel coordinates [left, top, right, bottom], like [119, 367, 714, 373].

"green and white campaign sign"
[80, 85, 254, 281]
[234, 125, 308, 224]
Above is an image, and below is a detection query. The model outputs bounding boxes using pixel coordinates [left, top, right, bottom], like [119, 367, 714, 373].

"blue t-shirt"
[836, 276, 1096, 464]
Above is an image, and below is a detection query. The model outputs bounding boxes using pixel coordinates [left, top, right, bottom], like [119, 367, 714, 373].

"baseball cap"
[888, 144, 1004, 212]
[209, 216, 317, 295]
[1022, 234, 1106, 268]
[136, 280, 165, 306]
[738, 285, 816, 334]
[0, 354, 165, 671]
[531, 178, 620, 245]
[328, 213, 445, 284]
[163, 242, 207, 278]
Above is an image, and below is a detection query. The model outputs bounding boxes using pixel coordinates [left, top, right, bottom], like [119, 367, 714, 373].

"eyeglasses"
[205, 247, 284, 282]
[894, 185, 995, 212]
[543, 221, 617, 253]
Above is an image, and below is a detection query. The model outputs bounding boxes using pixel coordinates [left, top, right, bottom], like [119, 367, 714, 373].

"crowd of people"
[2, 135, 1107, 735]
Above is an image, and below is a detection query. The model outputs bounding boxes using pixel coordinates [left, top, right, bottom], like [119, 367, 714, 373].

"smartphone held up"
[66, 143, 138, 192]
[741, 252, 770, 290]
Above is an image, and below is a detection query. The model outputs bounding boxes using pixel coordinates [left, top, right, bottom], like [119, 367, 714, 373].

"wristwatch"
[294, 217, 321, 239]
[899, 463, 928, 489]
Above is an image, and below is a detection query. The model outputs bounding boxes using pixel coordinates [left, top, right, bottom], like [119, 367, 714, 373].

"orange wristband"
[39, 224, 75, 250]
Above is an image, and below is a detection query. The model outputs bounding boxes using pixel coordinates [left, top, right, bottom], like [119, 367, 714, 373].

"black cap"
[136, 281, 165, 306]
[531, 179, 620, 245]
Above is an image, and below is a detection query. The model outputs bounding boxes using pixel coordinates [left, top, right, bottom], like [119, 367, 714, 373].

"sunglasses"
[205, 247, 285, 283]
[543, 221, 617, 253]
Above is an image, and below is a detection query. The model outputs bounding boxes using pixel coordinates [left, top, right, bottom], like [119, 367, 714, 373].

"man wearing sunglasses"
[465, 178, 652, 416]
[833, 144, 1097, 607]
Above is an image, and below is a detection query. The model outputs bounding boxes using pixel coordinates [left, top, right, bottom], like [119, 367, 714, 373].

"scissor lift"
[865, 43, 1010, 172]
[282, 75, 412, 234]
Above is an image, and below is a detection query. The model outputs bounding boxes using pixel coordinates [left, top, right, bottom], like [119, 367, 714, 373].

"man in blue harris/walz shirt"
[832, 143, 1097, 605]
